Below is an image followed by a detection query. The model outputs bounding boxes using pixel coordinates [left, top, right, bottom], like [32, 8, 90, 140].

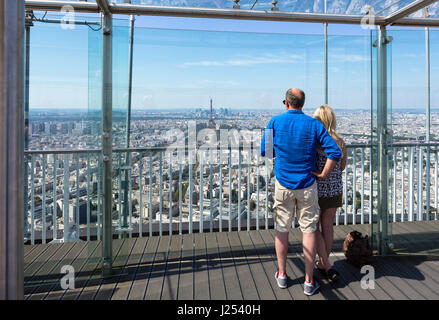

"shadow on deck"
[23, 221, 439, 300]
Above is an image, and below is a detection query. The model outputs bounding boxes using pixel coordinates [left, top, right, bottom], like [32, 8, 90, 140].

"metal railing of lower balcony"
[23, 142, 439, 244]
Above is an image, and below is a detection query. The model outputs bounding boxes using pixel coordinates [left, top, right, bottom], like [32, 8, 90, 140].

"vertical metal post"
[418, 147, 423, 221]
[219, 149, 223, 232]
[126, 15, 134, 148]
[42, 155, 46, 243]
[0, 0, 25, 300]
[256, 153, 260, 230]
[425, 9, 431, 220]
[159, 151, 163, 235]
[369, 147, 373, 224]
[24, 15, 32, 241]
[392, 148, 397, 222]
[122, 15, 135, 236]
[139, 154, 143, 237]
[409, 147, 414, 221]
[149, 153, 153, 236]
[97, 154, 102, 240]
[75, 155, 79, 240]
[209, 149, 213, 233]
[101, 13, 113, 278]
[376, 25, 390, 255]
[238, 149, 241, 231]
[63, 154, 70, 242]
[435, 149, 438, 220]
[178, 153, 182, 235]
[31, 157, 35, 244]
[53, 155, 57, 239]
[344, 156, 348, 225]
[352, 149, 357, 224]
[361, 148, 365, 224]
[401, 148, 405, 221]
[199, 151, 204, 233]
[189, 150, 193, 234]
[229, 150, 232, 232]
[169, 152, 173, 235]
[324, 0, 328, 104]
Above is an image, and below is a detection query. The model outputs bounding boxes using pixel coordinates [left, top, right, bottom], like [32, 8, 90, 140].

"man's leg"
[296, 181, 320, 285]
[273, 180, 294, 279]
[275, 231, 289, 277]
[302, 231, 317, 283]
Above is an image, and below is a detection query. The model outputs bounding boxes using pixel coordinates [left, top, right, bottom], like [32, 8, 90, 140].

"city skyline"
[28, 14, 439, 112]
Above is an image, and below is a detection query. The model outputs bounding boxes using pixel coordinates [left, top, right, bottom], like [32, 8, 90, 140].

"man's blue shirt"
[260, 109, 342, 190]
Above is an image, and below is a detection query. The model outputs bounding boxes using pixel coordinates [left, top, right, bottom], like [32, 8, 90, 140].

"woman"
[313, 105, 346, 280]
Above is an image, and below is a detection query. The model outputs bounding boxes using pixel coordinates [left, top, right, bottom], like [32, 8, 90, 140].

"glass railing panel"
[126, 25, 325, 234]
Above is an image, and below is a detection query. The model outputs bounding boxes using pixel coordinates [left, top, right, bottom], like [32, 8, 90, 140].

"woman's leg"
[320, 207, 337, 257]
[315, 229, 331, 271]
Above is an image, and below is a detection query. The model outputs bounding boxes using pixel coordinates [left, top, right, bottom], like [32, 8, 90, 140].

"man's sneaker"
[303, 280, 320, 296]
[274, 270, 287, 289]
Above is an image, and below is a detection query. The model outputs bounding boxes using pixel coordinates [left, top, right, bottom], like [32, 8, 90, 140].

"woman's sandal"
[327, 268, 340, 282]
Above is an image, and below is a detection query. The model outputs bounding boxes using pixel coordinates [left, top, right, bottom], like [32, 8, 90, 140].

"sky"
[29, 12, 439, 112]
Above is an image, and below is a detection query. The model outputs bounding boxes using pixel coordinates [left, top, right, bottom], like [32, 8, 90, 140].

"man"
[260, 88, 342, 296]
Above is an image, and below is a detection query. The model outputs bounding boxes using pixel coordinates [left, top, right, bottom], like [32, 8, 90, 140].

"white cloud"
[330, 53, 370, 62]
[177, 53, 304, 68]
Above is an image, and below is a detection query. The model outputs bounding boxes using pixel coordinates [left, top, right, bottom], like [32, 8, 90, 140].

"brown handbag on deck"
[342, 231, 372, 268]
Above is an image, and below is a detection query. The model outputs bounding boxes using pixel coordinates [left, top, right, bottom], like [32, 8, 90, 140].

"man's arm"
[260, 119, 275, 158]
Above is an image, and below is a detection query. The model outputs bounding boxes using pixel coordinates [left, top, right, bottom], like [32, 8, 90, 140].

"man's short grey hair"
[286, 89, 305, 109]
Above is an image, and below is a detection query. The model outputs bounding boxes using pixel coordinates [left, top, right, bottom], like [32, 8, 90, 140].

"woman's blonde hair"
[313, 105, 341, 142]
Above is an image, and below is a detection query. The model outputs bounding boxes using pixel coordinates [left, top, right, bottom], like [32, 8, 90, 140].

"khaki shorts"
[273, 180, 320, 233]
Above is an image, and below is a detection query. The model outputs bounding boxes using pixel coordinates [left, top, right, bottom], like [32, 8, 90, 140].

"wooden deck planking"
[27, 241, 88, 300]
[76, 238, 127, 300]
[257, 229, 310, 300]
[24, 242, 71, 299]
[248, 230, 298, 300]
[227, 231, 260, 300]
[127, 235, 160, 300]
[267, 229, 330, 300]
[323, 224, 385, 300]
[22, 221, 439, 300]
[336, 224, 414, 300]
[205, 232, 227, 300]
[216, 232, 243, 300]
[143, 235, 171, 300]
[284, 228, 359, 300]
[236, 231, 276, 300]
[94, 237, 139, 300]
[161, 235, 182, 300]
[193, 233, 210, 300]
[110, 236, 150, 300]
[387, 223, 439, 298]
[24, 242, 76, 297]
[177, 233, 194, 300]
[390, 223, 439, 298]
[43, 240, 101, 300]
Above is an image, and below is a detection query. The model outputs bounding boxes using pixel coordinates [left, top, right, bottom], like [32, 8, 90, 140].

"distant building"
[208, 98, 216, 129]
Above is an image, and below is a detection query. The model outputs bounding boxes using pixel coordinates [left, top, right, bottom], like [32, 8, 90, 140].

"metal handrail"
[24, 0, 439, 27]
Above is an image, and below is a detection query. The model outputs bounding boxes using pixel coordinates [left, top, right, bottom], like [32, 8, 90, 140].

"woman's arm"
[340, 140, 347, 171]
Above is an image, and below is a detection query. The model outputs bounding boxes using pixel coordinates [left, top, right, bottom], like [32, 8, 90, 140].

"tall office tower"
[208, 98, 216, 129]
[50, 123, 57, 135]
